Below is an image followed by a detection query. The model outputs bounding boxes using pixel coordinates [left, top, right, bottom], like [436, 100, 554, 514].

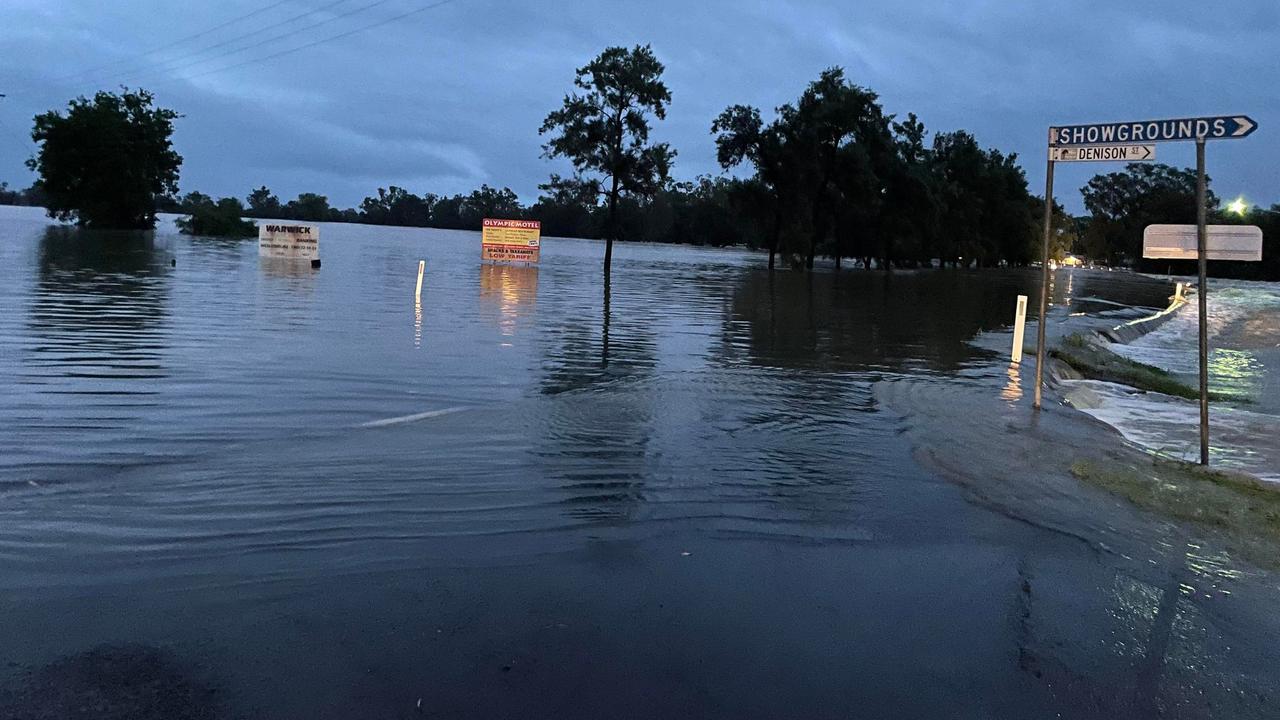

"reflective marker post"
[1012, 295, 1029, 364]
[1195, 137, 1209, 465]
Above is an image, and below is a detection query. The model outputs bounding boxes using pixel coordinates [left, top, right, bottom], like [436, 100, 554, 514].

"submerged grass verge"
[1071, 457, 1280, 569]
[1050, 332, 1238, 401]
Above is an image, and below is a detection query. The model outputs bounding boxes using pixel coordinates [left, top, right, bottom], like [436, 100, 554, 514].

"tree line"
[9, 47, 1275, 278]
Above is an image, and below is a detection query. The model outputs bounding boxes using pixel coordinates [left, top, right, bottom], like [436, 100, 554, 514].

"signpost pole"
[1195, 137, 1210, 465]
[1033, 154, 1055, 410]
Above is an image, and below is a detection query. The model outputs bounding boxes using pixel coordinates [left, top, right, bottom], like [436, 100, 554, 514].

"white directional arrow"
[1232, 116, 1256, 137]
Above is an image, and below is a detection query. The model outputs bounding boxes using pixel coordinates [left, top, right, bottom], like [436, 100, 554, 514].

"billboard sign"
[259, 223, 319, 260]
[481, 218, 540, 263]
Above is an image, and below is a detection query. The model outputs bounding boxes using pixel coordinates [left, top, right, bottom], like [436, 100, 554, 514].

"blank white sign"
[1142, 224, 1262, 262]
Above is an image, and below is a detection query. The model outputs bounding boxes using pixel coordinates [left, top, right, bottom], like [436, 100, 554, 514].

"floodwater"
[2, 204, 1279, 718]
[1085, 279, 1280, 479]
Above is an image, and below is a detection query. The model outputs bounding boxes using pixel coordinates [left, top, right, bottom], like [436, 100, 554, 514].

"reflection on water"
[1000, 362, 1023, 403]
[414, 297, 423, 349]
[722, 269, 1092, 372]
[28, 226, 170, 381]
[8, 226, 171, 472]
[536, 276, 657, 522]
[479, 262, 538, 341]
[259, 256, 320, 285]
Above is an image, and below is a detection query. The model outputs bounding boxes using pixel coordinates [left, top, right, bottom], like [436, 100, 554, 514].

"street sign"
[1051, 115, 1256, 146]
[1049, 144, 1154, 162]
[1142, 224, 1263, 262]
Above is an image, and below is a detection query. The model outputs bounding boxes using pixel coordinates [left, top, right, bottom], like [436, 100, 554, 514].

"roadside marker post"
[1011, 295, 1028, 363]
[1037, 114, 1258, 465]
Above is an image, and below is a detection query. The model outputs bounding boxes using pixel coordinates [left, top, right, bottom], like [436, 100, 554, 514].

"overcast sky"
[1, 0, 1277, 212]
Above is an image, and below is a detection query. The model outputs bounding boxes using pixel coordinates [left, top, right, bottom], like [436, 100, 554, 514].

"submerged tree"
[28, 88, 181, 229]
[540, 44, 675, 276]
[712, 105, 794, 269]
[246, 186, 282, 218]
[177, 196, 256, 237]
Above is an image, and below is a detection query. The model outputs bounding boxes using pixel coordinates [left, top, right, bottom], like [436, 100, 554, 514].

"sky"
[1, 0, 1278, 213]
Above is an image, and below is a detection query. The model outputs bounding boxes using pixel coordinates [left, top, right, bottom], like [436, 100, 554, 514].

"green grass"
[1071, 457, 1280, 568]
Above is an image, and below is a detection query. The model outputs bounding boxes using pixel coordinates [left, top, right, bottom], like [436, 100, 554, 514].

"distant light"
[1227, 197, 1249, 216]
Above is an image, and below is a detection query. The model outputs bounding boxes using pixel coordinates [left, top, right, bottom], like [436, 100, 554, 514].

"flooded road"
[1, 205, 1278, 718]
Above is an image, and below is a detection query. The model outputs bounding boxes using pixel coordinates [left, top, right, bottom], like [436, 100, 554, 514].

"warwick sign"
[1050, 115, 1256, 146]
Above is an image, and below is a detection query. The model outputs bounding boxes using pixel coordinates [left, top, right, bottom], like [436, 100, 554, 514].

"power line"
[148, 0, 458, 86]
[81, 0, 360, 91]
[51, 0, 299, 83]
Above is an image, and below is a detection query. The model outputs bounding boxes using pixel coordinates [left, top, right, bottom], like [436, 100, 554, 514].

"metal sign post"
[1033, 151, 1054, 409]
[1195, 137, 1210, 465]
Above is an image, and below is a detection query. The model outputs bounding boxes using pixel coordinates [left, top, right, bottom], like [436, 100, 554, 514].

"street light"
[1227, 195, 1279, 217]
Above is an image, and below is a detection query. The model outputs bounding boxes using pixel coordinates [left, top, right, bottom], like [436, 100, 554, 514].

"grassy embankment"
[1051, 331, 1277, 565]
[1049, 332, 1239, 401]
[1070, 457, 1280, 569]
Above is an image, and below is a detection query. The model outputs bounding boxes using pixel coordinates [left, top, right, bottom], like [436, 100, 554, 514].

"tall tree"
[877, 113, 939, 268]
[283, 192, 331, 221]
[360, 186, 434, 226]
[779, 68, 893, 269]
[28, 88, 181, 229]
[246, 186, 281, 217]
[461, 184, 522, 227]
[712, 105, 793, 269]
[540, 44, 675, 276]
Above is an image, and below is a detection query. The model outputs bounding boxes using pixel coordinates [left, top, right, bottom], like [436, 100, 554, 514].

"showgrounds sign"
[1051, 115, 1256, 146]
[259, 223, 319, 261]
[1029, 112, 1260, 468]
[481, 218, 541, 263]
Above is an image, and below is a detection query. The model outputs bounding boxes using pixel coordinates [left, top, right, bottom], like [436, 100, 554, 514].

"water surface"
[2, 205, 1278, 718]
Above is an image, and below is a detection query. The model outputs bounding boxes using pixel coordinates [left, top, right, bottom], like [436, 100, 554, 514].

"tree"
[1081, 163, 1215, 266]
[27, 88, 181, 229]
[776, 68, 894, 269]
[246, 186, 281, 217]
[712, 104, 794, 268]
[178, 191, 214, 213]
[177, 196, 256, 237]
[360, 186, 433, 226]
[1032, 197, 1077, 263]
[540, 44, 676, 276]
[930, 131, 1035, 267]
[0, 181, 44, 207]
[282, 192, 331, 221]
[878, 113, 940, 267]
[529, 174, 600, 238]
[460, 184, 522, 227]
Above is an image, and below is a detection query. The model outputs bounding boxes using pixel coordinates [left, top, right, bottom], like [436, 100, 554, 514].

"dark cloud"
[1, 0, 1277, 210]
